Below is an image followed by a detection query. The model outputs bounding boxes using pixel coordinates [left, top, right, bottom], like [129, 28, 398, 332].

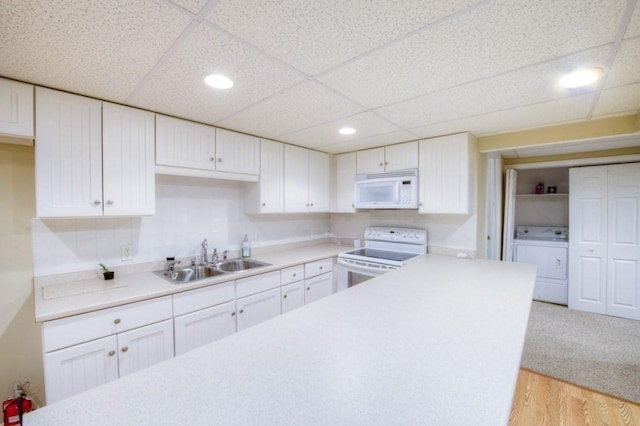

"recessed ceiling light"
[339, 127, 356, 135]
[204, 73, 234, 89]
[559, 68, 603, 88]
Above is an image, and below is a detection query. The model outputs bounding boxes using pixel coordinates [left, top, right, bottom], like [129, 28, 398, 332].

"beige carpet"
[521, 301, 640, 403]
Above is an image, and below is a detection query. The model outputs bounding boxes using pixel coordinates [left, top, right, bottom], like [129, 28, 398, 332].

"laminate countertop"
[26, 254, 536, 426]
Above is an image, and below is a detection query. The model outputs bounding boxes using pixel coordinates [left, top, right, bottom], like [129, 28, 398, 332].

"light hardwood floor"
[509, 369, 640, 426]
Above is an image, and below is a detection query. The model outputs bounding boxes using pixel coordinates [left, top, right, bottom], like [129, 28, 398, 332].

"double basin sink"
[155, 259, 271, 284]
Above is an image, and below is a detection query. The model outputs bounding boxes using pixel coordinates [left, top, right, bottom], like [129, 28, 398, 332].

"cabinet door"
[419, 133, 474, 214]
[569, 166, 608, 314]
[117, 320, 174, 377]
[215, 128, 259, 175]
[155, 114, 216, 170]
[606, 163, 640, 320]
[282, 281, 305, 314]
[259, 139, 284, 213]
[385, 141, 418, 171]
[0, 78, 33, 138]
[44, 335, 118, 404]
[308, 150, 330, 212]
[335, 152, 357, 212]
[35, 87, 102, 217]
[356, 147, 385, 174]
[102, 102, 155, 216]
[174, 301, 237, 356]
[236, 288, 281, 332]
[284, 144, 310, 212]
[305, 272, 333, 304]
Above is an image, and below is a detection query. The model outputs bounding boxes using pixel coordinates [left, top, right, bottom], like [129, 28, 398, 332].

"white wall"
[32, 175, 330, 276]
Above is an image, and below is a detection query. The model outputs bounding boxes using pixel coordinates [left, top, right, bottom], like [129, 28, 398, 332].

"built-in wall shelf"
[516, 193, 568, 199]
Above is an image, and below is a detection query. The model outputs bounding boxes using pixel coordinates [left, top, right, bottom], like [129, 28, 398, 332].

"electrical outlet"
[121, 244, 133, 261]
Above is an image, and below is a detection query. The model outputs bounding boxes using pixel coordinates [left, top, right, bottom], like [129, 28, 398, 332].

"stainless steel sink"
[154, 265, 226, 284]
[216, 258, 271, 272]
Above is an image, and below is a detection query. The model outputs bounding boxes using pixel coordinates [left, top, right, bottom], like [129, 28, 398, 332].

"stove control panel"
[364, 227, 427, 245]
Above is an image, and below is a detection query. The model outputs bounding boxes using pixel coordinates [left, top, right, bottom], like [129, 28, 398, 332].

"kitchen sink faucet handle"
[223, 250, 229, 260]
[212, 248, 219, 265]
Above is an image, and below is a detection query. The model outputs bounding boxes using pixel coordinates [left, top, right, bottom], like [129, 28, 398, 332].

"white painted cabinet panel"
[246, 139, 284, 213]
[236, 270, 281, 299]
[236, 288, 281, 332]
[334, 152, 357, 212]
[174, 301, 237, 356]
[35, 87, 103, 217]
[304, 258, 333, 278]
[0, 77, 33, 139]
[383, 141, 418, 171]
[44, 335, 118, 404]
[281, 281, 305, 314]
[102, 102, 155, 216]
[215, 128, 259, 175]
[155, 114, 216, 170]
[308, 150, 330, 212]
[419, 133, 475, 214]
[117, 319, 174, 377]
[284, 144, 310, 212]
[356, 147, 385, 174]
[305, 272, 333, 304]
[172, 281, 234, 317]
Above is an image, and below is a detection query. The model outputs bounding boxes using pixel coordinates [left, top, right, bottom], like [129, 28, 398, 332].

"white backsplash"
[32, 175, 330, 276]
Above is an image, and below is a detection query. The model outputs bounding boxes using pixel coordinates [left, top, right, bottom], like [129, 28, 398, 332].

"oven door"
[337, 258, 396, 291]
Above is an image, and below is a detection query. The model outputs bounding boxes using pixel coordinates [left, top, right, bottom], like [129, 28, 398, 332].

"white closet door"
[569, 166, 608, 314]
[606, 163, 640, 320]
[502, 169, 517, 261]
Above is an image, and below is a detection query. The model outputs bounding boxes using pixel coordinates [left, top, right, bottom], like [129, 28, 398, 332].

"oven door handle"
[337, 258, 391, 273]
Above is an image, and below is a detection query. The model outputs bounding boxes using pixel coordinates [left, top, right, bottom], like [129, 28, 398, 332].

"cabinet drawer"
[236, 270, 281, 299]
[281, 265, 304, 285]
[304, 258, 333, 278]
[42, 296, 173, 352]
[173, 281, 235, 316]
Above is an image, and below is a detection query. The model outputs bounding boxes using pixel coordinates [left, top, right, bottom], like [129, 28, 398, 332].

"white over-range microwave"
[354, 169, 418, 209]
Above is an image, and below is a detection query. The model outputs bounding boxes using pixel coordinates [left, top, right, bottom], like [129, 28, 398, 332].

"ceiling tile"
[593, 83, 640, 116]
[605, 37, 640, 88]
[127, 22, 305, 124]
[205, 0, 482, 75]
[216, 80, 364, 138]
[169, 0, 208, 14]
[318, 0, 626, 108]
[625, 4, 640, 38]
[412, 94, 595, 139]
[316, 131, 418, 154]
[0, 0, 191, 102]
[375, 46, 610, 129]
[278, 112, 405, 149]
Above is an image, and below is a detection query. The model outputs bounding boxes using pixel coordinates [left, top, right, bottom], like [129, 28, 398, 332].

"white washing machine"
[513, 226, 568, 305]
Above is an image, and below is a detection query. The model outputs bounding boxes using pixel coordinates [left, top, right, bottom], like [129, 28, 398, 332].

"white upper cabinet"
[155, 114, 216, 171]
[356, 141, 418, 174]
[215, 128, 260, 175]
[419, 133, 476, 215]
[35, 87, 103, 217]
[333, 152, 357, 213]
[155, 115, 259, 180]
[102, 102, 155, 216]
[246, 139, 284, 214]
[0, 77, 34, 141]
[284, 145, 330, 213]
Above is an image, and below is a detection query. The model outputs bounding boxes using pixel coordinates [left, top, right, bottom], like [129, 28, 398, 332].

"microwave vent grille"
[358, 169, 418, 180]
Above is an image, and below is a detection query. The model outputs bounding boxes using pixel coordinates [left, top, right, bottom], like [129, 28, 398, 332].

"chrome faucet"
[223, 250, 229, 261]
[168, 260, 181, 272]
[212, 248, 219, 265]
[201, 239, 208, 265]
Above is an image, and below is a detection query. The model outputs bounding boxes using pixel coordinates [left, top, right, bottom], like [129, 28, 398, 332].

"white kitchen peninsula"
[27, 255, 536, 426]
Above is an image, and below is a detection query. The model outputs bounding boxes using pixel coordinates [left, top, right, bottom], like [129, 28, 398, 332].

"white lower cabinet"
[174, 301, 237, 356]
[305, 273, 333, 304]
[282, 281, 305, 313]
[116, 320, 174, 377]
[236, 288, 282, 331]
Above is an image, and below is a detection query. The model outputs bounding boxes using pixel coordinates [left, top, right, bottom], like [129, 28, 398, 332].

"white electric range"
[337, 226, 427, 291]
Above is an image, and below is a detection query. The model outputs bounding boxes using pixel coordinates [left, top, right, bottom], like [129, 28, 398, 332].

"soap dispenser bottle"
[242, 234, 251, 258]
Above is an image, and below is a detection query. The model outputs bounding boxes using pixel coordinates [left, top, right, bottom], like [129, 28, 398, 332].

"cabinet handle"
[283, 294, 288, 299]
[556, 259, 561, 268]
[310, 203, 314, 207]
[210, 157, 215, 162]
[352, 204, 354, 208]
[306, 203, 309, 207]
[106, 200, 114, 205]
[108, 350, 116, 357]
[292, 273, 296, 277]
[121, 346, 128, 353]
[319, 266, 323, 270]
[385, 162, 389, 166]
[239, 309, 244, 314]
[419, 202, 423, 206]
[231, 311, 236, 317]
[262, 203, 266, 207]
[379, 162, 383, 167]
[589, 248, 595, 252]
[307, 287, 310, 291]
[218, 158, 222, 163]
[94, 200, 101, 205]
[113, 318, 121, 325]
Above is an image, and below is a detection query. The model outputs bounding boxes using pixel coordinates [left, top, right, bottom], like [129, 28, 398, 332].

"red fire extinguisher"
[3, 387, 33, 426]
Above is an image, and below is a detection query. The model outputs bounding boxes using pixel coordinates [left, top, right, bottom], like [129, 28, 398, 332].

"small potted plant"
[99, 263, 115, 280]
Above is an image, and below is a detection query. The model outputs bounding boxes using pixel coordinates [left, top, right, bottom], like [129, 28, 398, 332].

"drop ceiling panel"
[169, 0, 208, 14]
[317, 0, 626, 109]
[127, 22, 305, 125]
[604, 37, 640, 88]
[316, 130, 418, 154]
[375, 46, 610, 129]
[205, 0, 482, 75]
[625, 6, 640, 38]
[216, 80, 364, 139]
[0, 0, 191, 102]
[278, 112, 405, 149]
[593, 83, 640, 116]
[412, 94, 595, 139]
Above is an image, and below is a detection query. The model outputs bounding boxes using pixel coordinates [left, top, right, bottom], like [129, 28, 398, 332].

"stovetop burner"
[341, 248, 419, 262]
